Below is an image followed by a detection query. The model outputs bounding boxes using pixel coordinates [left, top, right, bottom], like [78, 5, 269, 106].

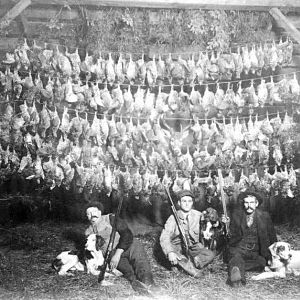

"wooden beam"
[30, 0, 300, 11]
[16, 13, 30, 36]
[287, 15, 300, 29]
[270, 8, 300, 44]
[0, 0, 32, 30]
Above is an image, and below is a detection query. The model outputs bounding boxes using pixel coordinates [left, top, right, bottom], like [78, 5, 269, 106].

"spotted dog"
[52, 250, 84, 276]
[251, 241, 300, 280]
[84, 234, 122, 284]
[200, 207, 227, 253]
[84, 234, 106, 275]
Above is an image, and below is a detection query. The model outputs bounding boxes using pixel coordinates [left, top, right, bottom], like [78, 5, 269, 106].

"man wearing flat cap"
[85, 202, 159, 296]
[226, 191, 277, 287]
[160, 190, 215, 277]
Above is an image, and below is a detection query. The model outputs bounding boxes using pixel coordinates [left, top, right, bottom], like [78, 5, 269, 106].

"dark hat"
[85, 202, 105, 213]
[177, 190, 194, 200]
[237, 190, 263, 206]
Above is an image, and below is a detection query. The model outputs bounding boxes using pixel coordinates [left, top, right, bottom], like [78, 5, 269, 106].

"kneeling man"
[160, 190, 215, 277]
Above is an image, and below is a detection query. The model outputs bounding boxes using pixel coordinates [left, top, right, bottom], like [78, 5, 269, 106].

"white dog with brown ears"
[84, 234, 105, 275]
[251, 241, 300, 280]
[84, 234, 122, 284]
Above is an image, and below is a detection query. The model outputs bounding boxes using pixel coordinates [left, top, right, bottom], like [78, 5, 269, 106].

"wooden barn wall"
[0, 2, 300, 59]
[0, 2, 300, 81]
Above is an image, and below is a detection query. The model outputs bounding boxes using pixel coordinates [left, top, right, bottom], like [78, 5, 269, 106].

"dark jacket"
[228, 208, 277, 260]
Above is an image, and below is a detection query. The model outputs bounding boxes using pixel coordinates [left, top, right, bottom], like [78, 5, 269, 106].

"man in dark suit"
[226, 191, 277, 287]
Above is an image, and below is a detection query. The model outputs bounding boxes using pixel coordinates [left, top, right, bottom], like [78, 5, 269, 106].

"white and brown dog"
[52, 250, 85, 276]
[84, 234, 105, 276]
[251, 241, 300, 280]
[200, 207, 227, 253]
[84, 234, 123, 282]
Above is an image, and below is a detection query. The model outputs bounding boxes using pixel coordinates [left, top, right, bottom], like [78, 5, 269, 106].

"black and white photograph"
[0, 0, 300, 299]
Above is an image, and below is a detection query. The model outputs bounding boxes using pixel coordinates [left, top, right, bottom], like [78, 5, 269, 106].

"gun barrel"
[164, 186, 190, 256]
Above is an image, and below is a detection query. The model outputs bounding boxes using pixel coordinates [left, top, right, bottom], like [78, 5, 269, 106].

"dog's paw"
[58, 271, 74, 276]
[250, 275, 260, 280]
[101, 280, 114, 286]
[264, 266, 271, 272]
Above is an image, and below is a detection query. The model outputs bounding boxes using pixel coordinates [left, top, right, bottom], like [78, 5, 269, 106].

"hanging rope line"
[2, 36, 292, 58]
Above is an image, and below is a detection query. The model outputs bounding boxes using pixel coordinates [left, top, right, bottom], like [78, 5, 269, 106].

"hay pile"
[0, 221, 300, 300]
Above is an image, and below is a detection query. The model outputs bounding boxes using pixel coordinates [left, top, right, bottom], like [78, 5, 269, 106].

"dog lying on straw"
[52, 250, 84, 276]
[52, 234, 122, 284]
[251, 241, 300, 280]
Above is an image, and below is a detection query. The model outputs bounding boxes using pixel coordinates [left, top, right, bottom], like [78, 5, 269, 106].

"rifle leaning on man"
[98, 196, 124, 283]
[164, 186, 191, 259]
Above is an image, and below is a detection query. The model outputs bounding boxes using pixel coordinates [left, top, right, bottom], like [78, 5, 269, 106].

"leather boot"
[227, 266, 244, 287]
[177, 257, 202, 278]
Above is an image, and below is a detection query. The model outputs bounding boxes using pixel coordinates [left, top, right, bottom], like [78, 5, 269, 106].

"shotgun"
[217, 169, 230, 237]
[98, 196, 124, 283]
[164, 186, 190, 258]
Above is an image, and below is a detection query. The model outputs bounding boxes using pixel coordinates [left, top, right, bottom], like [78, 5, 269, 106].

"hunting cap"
[177, 190, 194, 200]
[237, 190, 263, 206]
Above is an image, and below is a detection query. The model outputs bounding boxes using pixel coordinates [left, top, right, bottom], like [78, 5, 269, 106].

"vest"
[239, 214, 259, 251]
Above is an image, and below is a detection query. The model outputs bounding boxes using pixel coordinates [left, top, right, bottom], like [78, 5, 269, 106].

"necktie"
[246, 214, 254, 227]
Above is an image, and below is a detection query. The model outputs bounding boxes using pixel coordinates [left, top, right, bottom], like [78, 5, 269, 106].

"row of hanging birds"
[1, 37, 294, 87]
[0, 138, 297, 199]
[1, 66, 300, 123]
[0, 89, 297, 196]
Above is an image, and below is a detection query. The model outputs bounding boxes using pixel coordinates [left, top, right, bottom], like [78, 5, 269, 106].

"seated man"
[85, 202, 157, 295]
[226, 191, 277, 287]
[160, 190, 215, 277]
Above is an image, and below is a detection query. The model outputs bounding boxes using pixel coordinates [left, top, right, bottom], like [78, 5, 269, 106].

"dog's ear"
[277, 245, 286, 255]
[269, 242, 279, 257]
[95, 235, 105, 251]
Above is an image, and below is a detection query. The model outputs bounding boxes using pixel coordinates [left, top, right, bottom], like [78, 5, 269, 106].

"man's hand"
[168, 252, 182, 265]
[221, 214, 230, 224]
[110, 249, 123, 270]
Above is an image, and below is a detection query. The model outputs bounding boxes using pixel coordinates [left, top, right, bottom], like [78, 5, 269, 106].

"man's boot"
[177, 257, 202, 278]
[227, 266, 244, 287]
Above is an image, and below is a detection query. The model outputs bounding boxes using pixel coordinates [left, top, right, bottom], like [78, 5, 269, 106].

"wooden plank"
[0, 0, 32, 30]
[17, 13, 30, 36]
[30, 0, 300, 11]
[270, 8, 300, 44]
[287, 15, 300, 29]
[0, 7, 106, 22]
[2, 19, 77, 37]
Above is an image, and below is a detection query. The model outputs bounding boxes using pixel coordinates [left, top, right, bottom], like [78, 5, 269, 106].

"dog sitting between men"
[200, 207, 227, 253]
[251, 241, 300, 280]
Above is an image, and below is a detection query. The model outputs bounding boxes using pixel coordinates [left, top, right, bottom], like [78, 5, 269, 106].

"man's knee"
[193, 249, 215, 269]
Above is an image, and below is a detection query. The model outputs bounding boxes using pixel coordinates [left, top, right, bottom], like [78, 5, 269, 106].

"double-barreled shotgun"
[98, 196, 123, 283]
[217, 169, 230, 237]
[164, 186, 191, 259]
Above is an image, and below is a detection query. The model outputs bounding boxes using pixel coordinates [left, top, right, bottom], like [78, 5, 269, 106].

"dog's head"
[269, 242, 292, 269]
[85, 234, 105, 252]
[203, 207, 220, 226]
